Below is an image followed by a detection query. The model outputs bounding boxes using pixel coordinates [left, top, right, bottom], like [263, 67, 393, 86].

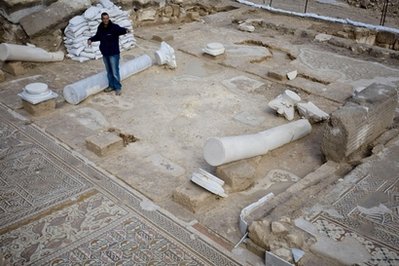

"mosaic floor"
[309, 144, 399, 266]
[0, 102, 241, 265]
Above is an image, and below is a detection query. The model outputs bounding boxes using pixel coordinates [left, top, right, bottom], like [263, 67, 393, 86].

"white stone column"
[0, 43, 64, 62]
[203, 119, 312, 166]
[63, 54, 153, 104]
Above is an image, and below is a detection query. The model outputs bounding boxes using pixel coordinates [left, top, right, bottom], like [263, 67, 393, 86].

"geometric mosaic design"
[313, 217, 399, 266]
[0, 102, 241, 265]
[0, 120, 93, 229]
[310, 146, 399, 266]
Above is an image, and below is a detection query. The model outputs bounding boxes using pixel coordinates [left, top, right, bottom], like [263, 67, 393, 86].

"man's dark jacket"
[89, 21, 128, 56]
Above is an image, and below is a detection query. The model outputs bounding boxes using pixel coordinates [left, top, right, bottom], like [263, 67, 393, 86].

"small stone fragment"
[271, 221, 288, 234]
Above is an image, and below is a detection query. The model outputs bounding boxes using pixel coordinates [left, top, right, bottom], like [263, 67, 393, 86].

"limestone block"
[354, 28, 376, 45]
[216, 157, 260, 192]
[137, 8, 157, 22]
[321, 83, 398, 162]
[286, 233, 304, 248]
[238, 23, 255, 32]
[248, 219, 271, 249]
[163, 5, 173, 17]
[376, 31, 397, 46]
[314, 33, 332, 42]
[393, 39, 399, 51]
[171, 4, 180, 17]
[22, 98, 56, 116]
[272, 248, 292, 263]
[19, 0, 91, 37]
[186, 11, 200, 21]
[268, 67, 298, 82]
[85, 132, 123, 157]
[0, 70, 5, 82]
[172, 181, 214, 213]
[271, 221, 288, 234]
[2, 61, 26, 76]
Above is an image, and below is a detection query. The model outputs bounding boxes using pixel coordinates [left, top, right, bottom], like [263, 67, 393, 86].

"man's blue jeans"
[103, 54, 121, 91]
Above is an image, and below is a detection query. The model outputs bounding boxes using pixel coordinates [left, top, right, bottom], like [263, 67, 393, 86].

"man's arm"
[114, 24, 130, 36]
[88, 26, 101, 45]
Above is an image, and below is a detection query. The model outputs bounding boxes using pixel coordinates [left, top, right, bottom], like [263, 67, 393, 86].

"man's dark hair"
[101, 12, 109, 18]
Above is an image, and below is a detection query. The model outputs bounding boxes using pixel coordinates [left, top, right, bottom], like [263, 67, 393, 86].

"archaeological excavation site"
[0, 0, 399, 265]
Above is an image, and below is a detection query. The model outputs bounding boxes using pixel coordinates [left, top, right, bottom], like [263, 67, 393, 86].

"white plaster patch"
[222, 75, 265, 93]
[67, 107, 109, 130]
[139, 198, 159, 211]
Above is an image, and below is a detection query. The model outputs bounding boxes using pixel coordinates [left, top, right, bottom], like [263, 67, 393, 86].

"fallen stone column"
[321, 83, 398, 162]
[63, 42, 176, 105]
[63, 54, 152, 105]
[0, 43, 64, 62]
[203, 119, 312, 166]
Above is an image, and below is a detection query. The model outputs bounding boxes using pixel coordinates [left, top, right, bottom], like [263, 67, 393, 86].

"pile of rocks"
[64, 0, 135, 62]
[347, 0, 399, 15]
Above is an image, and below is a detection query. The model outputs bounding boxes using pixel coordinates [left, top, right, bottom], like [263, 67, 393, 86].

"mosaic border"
[0, 102, 241, 265]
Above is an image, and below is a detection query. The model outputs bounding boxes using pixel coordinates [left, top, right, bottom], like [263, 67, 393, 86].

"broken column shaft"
[203, 119, 312, 166]
[0, 43, 64, 62]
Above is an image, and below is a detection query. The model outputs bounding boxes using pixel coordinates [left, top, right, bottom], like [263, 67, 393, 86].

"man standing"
[88, 12, 130, 96]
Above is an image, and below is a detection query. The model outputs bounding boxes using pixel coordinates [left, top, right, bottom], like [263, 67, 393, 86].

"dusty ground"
[1, 0, 399, 264]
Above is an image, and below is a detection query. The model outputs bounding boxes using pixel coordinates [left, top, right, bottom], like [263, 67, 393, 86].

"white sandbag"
[69, 46, 85, 56]
[79, 51, 96, 59]
[69, 15, 86, 26]
[84, 6, 101, 20]
[100, 0, 114, 9]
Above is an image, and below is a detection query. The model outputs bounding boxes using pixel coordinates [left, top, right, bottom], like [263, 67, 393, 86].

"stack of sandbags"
[64, 0, 135, 62]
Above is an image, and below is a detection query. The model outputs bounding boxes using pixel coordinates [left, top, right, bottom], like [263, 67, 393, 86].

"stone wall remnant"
[19, 0, 91, 37]
[321, 83, 398, 162]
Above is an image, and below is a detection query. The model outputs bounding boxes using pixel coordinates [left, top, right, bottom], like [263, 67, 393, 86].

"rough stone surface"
[322, 83, 398, 162]
[172, 181, 214, 213]
[271, 221, 289, 234]
[216, 157, 260, 192]
[137, 8, 157, 22]
[238, 23, 255, 32]
[19, 0, 91, 37]
[273, 248, 292, 263]
[85, 132, 124, 157]
[376, 31, 397, 47]
[0, 70, 5, 82]
[152, 33, 174, 42]
[354, 28, 376, 45]
[2, 61, 26, 76]
[22, 98, 56, 116]
[248, 219, 271, 249]
[286, 233, 304, 248]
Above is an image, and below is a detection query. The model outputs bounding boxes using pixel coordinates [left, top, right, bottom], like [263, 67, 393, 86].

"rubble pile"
[64, 0, 135, 62]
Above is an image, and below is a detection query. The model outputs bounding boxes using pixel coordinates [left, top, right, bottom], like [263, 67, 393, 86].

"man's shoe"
[115, 90, 122, 96]
[104, 87, 113, 92]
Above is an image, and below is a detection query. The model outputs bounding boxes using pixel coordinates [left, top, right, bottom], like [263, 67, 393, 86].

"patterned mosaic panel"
[44, 216, 205, 265]
[313, 217, 399, 266]
[0, 119, 93, 229]
[0, 100, 241, 265]
[0, 193, 128, 265]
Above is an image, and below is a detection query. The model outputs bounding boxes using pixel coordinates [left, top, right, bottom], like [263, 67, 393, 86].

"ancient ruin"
[0, 0, 399, 265]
